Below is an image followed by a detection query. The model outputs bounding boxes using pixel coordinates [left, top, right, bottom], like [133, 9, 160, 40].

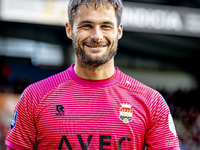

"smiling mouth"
[86, 45, 106, 48]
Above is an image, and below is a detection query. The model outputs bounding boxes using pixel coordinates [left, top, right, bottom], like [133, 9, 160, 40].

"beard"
[72, 35, 118, 70]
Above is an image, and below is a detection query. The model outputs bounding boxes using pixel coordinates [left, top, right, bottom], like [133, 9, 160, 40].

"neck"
[74, 58, 115, 80]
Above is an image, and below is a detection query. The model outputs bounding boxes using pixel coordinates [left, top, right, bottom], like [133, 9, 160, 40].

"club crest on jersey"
[119, 103, 133, 123]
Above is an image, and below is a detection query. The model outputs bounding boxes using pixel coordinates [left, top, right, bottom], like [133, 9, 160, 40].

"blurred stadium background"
[0, 0, 200, 149]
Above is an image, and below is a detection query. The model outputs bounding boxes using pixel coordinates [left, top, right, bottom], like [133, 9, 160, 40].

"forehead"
[74, 3, 117, 24]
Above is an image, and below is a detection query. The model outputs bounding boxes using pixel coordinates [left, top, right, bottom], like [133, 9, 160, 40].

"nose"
[90, 26, 103, 42]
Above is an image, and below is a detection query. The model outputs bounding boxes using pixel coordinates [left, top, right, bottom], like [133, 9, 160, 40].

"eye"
[102, 25, 112, 29]
[82, 24, 93, 29]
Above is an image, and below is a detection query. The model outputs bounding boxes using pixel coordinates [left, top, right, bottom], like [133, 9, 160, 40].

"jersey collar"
[68, 64, 121, 88]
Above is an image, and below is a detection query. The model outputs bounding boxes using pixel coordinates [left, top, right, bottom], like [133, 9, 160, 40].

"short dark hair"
[68, 0, 123, 27]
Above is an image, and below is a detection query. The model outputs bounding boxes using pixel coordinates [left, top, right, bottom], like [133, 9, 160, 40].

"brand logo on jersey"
[56, 105, 65, 116]
[119, 103, 133, 123]
[10, 110, 17, 130]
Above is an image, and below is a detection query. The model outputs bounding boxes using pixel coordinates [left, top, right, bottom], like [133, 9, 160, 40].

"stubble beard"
[72, 36, 118, 71]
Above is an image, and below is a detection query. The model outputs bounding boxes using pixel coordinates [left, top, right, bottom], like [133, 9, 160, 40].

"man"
[5, 0, 180, 149]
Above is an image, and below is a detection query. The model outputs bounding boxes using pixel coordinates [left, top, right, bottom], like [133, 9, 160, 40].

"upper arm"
[145, 94, 180, 149]
[5, 87, 37, 149]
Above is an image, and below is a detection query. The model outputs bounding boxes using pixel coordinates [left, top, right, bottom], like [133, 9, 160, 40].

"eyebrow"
[79, 20, 92, 25]
[102, 21, 115, 26]
[79, 20, 114, 26]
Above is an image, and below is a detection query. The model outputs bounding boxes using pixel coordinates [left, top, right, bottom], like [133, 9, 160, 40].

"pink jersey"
[5, 64, 180, 150]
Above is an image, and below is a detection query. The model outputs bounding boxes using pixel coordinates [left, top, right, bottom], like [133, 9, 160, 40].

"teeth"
[88, 45, 104, 48]
[92, 46, 101, 48]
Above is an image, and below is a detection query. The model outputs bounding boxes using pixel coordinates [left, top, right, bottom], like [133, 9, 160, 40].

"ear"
[118, 24, 123, 40]
[65, 22, 72, 39]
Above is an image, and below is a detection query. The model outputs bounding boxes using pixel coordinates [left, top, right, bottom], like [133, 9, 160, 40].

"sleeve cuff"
[5, 140, 26, 150]
[163, 147, 180, 150]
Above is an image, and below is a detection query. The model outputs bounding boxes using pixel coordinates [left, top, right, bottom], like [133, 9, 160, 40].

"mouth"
[85, 44, 107, 50]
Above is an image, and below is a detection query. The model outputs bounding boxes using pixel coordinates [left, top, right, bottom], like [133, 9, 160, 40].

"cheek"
[75, 31, 89, 45]
[106, 33, 118, 45]
[104, 29, 118, 41]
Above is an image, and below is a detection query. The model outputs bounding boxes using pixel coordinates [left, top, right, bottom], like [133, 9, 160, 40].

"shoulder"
[21, 68, 72, 105]
[119, 71, 161, 98]
[118, 71, 170, 119]
[118, 71, 167, 107]
[30, 68, 71, 92]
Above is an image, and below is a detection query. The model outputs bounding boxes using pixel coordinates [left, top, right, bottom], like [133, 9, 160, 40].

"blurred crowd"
[0, 77, 32, 94]
[0, 78, 200, 150]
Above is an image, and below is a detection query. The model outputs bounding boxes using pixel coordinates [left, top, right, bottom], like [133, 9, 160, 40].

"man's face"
[67, 3, 123, 67]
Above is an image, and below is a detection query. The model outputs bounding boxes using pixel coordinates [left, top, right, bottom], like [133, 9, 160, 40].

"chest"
[35, 86, 149, 149]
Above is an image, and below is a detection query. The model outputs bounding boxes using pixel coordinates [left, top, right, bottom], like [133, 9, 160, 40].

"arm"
[145, 93, 180, 149]
[5, 87, 37, 149]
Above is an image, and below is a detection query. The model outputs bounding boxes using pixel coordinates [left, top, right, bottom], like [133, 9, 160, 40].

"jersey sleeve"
[5, 86, 37, 150]
[145, 92, 180, 150]
[6, 141, 26, 150]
